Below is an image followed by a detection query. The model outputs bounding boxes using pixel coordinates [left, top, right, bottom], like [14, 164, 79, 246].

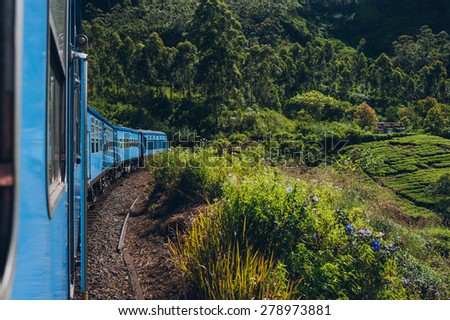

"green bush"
[161, 148, 449, 299]
[219, 173, 406, 299]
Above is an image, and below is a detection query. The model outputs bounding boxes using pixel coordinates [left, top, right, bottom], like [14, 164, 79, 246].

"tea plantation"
[347, 135, 450, 216]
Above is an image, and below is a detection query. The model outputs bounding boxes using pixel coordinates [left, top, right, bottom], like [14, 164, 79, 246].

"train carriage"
[1, 0, 82, 299]
[0, 0, 168, 300]
[115, 126, 142, 165]
[87, 106, 115, 185]
[141, 130, 168, 156]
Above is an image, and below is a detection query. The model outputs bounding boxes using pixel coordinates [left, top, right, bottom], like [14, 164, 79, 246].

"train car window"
[98, 122, 103, 151]
[104, 127, 108, 151]
[99, 124, 103, 152]
[93, 120, 96, 152]
[48, 0, 66, 71]
[47, 55, 66, 201]
[97, 122, 99, 151]
[47, 0, 67, 215]
[90, 118, 94, 153]
[0, 0, 16, 292]
[95, 121, 99, 153]
[97, 121, 100, 152]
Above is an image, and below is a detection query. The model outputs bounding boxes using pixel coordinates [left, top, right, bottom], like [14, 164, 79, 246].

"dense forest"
[81, 0, 450, 300]
[83, 0, 450, 140]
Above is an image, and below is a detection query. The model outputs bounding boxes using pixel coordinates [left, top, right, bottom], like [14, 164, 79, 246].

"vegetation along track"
[76, 170, 184, 299]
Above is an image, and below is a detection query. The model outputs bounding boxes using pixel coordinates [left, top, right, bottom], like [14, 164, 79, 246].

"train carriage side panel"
[87, 107, 115, 185]
[103, 122, 115, 170]
[141, 131, 167, 157]
[115, 126, 141, 164]
[12, 0, 69, 299]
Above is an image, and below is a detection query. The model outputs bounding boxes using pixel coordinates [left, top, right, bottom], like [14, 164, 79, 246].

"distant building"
[374, 122, 405, 134]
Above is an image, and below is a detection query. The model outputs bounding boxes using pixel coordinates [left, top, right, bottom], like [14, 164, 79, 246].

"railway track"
[75, 169, 187, 300]
[118, 197, 144, 300]
[75, 170, 153, 300]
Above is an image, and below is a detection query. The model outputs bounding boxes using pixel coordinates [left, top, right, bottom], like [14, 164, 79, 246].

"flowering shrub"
[218, 173, 406, 299]
[163, 149, 448, 299]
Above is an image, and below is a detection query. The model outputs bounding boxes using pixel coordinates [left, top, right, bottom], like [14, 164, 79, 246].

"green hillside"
[82, 0, 450, 139]
[303, 0, 450, 57]
[82, 0, 450, 300]
[347, 135, 450, 219]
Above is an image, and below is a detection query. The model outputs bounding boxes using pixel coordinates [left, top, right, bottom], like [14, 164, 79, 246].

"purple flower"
[345, 224, 355, 232]
[358, 228, 372, 237]
[403, 278, 409, 285]
[389, 243, 398, 252]
[312, 196, 319, 203]
[313, 234, 318, 240]
[371, 239, 380, 251]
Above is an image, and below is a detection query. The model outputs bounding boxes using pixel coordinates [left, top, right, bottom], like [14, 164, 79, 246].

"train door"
[70, 56, 82, 298]
[80, 61, 89, 300]
[74, 51, 89, 300]
[0, 0, 21, 300]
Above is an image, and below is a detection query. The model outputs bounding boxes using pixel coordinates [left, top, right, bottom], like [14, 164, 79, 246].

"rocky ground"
[75, 170, 192, 300]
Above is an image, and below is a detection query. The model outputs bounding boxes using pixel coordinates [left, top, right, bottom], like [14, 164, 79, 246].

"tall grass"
[170, 207, 298, 299]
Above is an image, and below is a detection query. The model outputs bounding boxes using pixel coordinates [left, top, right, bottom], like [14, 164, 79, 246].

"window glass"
[47, 0, 67, 216]
[47, 60, 65, 195]
[99, 124, 102, 152]
[48, 0, 67, 70]
[90, 118, 94, 153]
[95, 121, 99, 153]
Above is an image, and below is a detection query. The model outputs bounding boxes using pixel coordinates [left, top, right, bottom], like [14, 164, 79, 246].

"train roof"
[87, 105, 167, 136]
[113, 125, 141, 134]
[140, 130, 167, 135]
[87, 105, 114, 127]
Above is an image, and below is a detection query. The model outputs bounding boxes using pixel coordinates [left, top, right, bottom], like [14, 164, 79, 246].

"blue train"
[0, 0, 167, 299]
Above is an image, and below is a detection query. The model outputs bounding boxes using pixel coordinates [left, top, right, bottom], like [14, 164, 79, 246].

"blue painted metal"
[87, 105, 112, 125]
[79, 55, 88, 299]
[68, 0, 78, 298]
[87, 110, 115, 184]
[115, 127, 141, 162]
[12, 0, 69, 299]
[141, 131, 168, 156]
[9, 0, 169, 300]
